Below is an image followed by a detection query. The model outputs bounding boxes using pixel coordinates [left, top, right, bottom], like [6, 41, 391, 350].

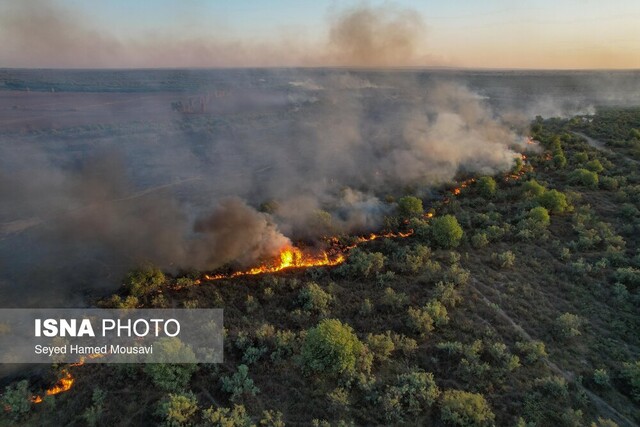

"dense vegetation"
[3, 108, 640, 426]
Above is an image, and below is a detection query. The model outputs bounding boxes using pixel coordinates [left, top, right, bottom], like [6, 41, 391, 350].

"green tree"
[537, 189, 568, 214]
[522, 179, 546, 197]
[300, 319, 369, 378]
[586, 159, 604, 173]
[297, 282, 333, 314]
[144, 339, 197, 392]
[477, 177, 497, 198]
[569, 168, 599, 189]
[221, 365, 260, 401]
[1, 380, 31, 422]
[440, 390, 495, 426]
[397, 196, 424, 218]
[124, 264, 166, 297]
[528, 206, 550, 227]
[155, 392, 198, 427]
[381, 370, 441, 422]
[202, 404, 253, 427]
[430, 215, 464, 248]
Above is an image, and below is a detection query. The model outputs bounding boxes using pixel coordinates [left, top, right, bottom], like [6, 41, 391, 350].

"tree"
[124, 264, 166, 297]
[528, 206, 550, 227]
[522, 179, 546, 197]
[586, 159, 604, 173]
[144, 339, 197, 392]
[569, 168, 599, 189]
[301, 319, 369, 378]
[155, 392, 198, 427]
[430, 215, 464, 248]
[381, 370, 441, 422]
[537, 190, 568, 214]
[297, 282, 333, 314]
[439, 390, 495, 426]
[202, 404, 253, 427]
[221, 364, 260, 401]
[1, 380, 31, 422]
[397, 196, 423, 218]
[477, 177, 497, 198]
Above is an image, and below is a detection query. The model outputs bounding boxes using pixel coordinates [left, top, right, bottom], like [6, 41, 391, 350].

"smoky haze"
[0, 69, 532, 306]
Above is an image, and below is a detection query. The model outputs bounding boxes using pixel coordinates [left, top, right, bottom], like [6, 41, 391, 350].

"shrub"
[202, 404, 252, 427]
[1, 380, 31, 421]
[528, 206, 550, 227]
[554, 313, 583, 339]
[124, 265, 166, 297]
[425, 300, 449, 327]
[538, 189, 569, 214]
[491, 251, 515, 269]
[593, 369, 610, 387]
[381, 370, 441, 422]
[471, 232, 489, 248]
[381, 287, 408, 310]
[569, 168, 599, 189]
[522, 179, 546, 197]
[155, 392, 198, 427]
[477, 177, 497, 198]
[337, 249, 385, 278]
[613, 267, 640, 289]
[144, 339, 197, 392]
[621, 360, 640, 402]
[366, 332, 395, 362]
[435, 282, 462, 308]
[82, 388, 106, 427]
[221, 364, 260, 401]
[586, 159, 604, 173]
[407, 306, 434, 336]
[397, 196, 423, 218]
[297, 282, 333, 314]
[553, 153, 567, 168]
[439, 390, 495, 426]
[301, 319, 369, 378]
[515, 340, 547, 364]
[430, 215, 464, 248]
[260, 410, 286, 427]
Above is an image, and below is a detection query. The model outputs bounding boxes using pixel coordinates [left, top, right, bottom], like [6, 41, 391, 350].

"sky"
[1, 0, 639, 69]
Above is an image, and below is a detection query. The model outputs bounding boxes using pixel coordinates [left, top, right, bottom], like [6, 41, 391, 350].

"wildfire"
[31, 370, 74, 404]
[204, 230, 415, 281]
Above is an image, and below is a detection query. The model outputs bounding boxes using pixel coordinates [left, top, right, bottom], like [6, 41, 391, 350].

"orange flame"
[204, 230, 414, 281]
[32, 370, 74, 403]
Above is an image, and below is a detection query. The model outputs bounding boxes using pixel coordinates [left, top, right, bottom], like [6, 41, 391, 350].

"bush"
[593, 369, 610, 387]
[407, 306, 434, 336]
[515, 340, 547, 364]
[155, 392, 198, 427]
[301, 319, 369, 378]
[586, 159, 604, 173]
[477, 177, 497, 198]
[522, 179, 546, 197]
[569, 168, 599, 189]
[553, 153, 567, 168]
[613, 267, 640, 289]
[538, 190, 569, 214]
[144, 339, 197, 392]
[221, 364, 260, 401]
[621, 360, 640, 402]
[124, 265, 166, 297]
[471, 232, 489, 248]
[528, 206, 550, 227]
[366, 332, 395, 362]
[491, 251, 515, 269]
[260, 410, 286, 427]
[202, 404, 253, 427]
[337, 249, 385, 278]
[397, 196, 423, 218]
[425, 300, 449, 327]
[297, 282, 333, 314]
[554, 313, 582, 339]
[435, 282, 462, 308]
[1, 380, 31, 421]
[381, 370, 441, 422]
[430, 215, 464, 248]
[439, 390, 495, 426]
